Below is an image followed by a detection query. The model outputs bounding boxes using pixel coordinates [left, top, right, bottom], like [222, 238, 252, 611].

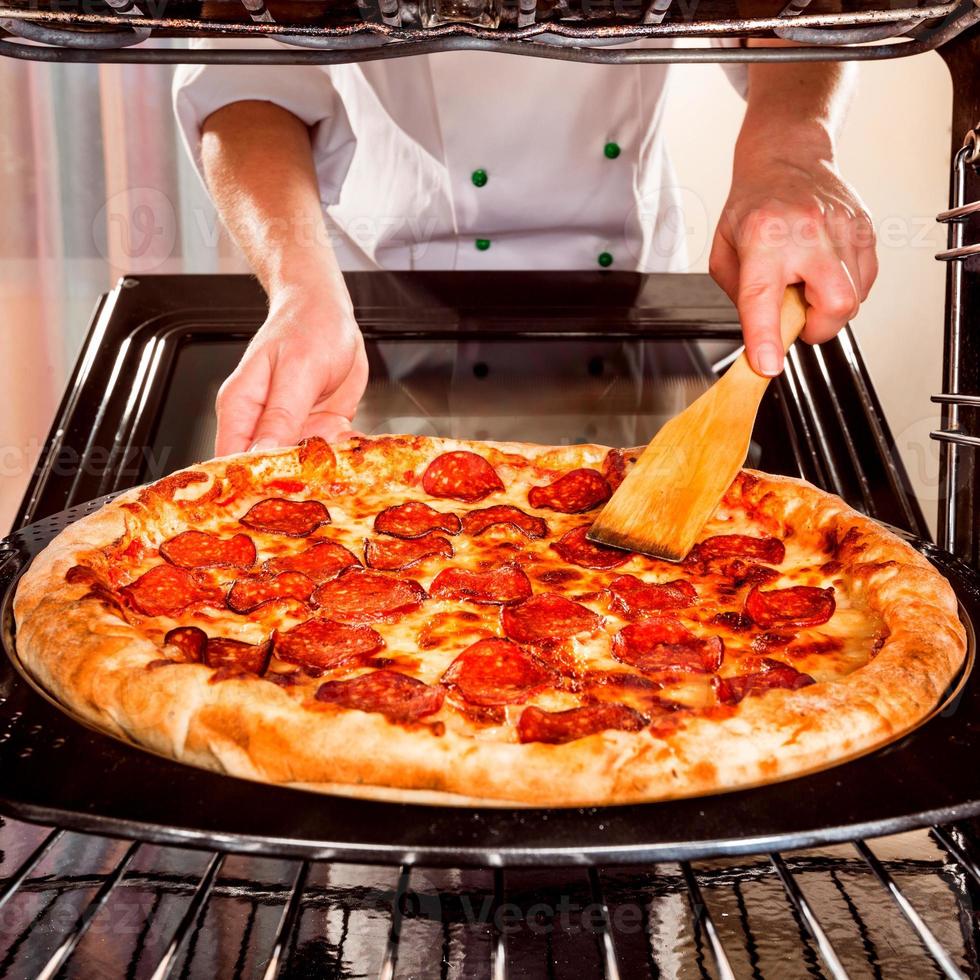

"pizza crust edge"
[12, 436, 967, 808]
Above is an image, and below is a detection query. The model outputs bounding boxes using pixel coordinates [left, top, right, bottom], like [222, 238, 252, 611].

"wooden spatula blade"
[587, 385, 757, 561]
[587, 285, 807, 562]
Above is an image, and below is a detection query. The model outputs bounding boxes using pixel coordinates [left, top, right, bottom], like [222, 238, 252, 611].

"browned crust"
[12, 436, 967, 807]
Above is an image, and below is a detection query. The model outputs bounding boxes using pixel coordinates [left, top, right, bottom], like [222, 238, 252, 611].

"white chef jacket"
[173, 39, 746, 274]
[173, 41, 746, 445]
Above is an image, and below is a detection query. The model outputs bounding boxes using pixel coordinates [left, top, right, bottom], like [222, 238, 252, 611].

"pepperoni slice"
[501, 593, 602, 644]
[226, 572, 314, 614]
[612, 617, 724, 673]
[429, 564, 532, 606]
[421, 451, 504, 502]
[462, 505, 548, 540]
[311, 568, 427, 623]
[718, 560, 781, 588]
[517, 703, 649, 744]
[160, 530, 256, 570]
[441, 638, 552, 706]
[121, 565, 223, 618]
[205, 637, 271, 675]
[553, 525, 632, 570]
[601, 448, 631, 490]
[608, 575, 697, 619]
[273, 618, 384, 675]
[262, 540, 359, 583]
[528, 468, 612, 514]
[240, 498, 330, 537]
[687, 534, 785, 565]
[745, 585, 836, 629]
[364, 535, 454, 571]
[163, 626, 207, 662]
[374, 501, 462, 539]
[713, 659, 815, 705]
[316, 670, 444, 722]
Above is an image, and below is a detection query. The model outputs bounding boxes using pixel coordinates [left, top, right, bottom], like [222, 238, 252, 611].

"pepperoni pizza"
[13, 436, 966, 806]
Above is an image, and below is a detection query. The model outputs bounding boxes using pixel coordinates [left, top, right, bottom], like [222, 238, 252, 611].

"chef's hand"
[214, 288, 368, 456]
[198, 100, 369, 456]
[709, 158, 876, 377]
[709, 46, 877, 377]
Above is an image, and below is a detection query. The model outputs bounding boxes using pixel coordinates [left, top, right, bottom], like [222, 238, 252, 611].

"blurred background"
[0, 48, 951, 535]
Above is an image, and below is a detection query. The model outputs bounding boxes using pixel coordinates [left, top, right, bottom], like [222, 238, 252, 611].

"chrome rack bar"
[149, 852, 226, 980]
[932, 393, 980, 406]
[518, 0, 538, 29]
[36, 839, 142, 980]
[680, 862, 736, 980]
[854, 840, 967, 980]
[931, 825, 980, 887]
[642, 0, 673, 27]
[936, 242, 980, 262]
[491, 867, 507, 980]
[588, 868, 622, 980]
[930, 430, 980, 448]
[238, 0, 275, 24]
[378, 864, 411, 980]
[938, 199, 980, 223]
[260, 860, 311, 980]
[0, 828, 64, 914]
[769, 853, 849, 980]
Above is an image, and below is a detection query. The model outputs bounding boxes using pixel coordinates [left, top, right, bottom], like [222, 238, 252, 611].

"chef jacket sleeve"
[710, 38, 748, 100]
[172, 38, 356, 206]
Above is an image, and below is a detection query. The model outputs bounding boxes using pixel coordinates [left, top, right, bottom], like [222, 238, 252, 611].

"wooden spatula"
[587, 284, 808, 562]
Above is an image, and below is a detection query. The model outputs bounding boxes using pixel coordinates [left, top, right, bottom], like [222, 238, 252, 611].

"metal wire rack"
[1, 0, 979, 63]
[0, 817, 978, 977]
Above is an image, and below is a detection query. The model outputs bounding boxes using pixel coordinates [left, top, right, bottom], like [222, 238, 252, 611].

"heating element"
[2, 0, 979, 63]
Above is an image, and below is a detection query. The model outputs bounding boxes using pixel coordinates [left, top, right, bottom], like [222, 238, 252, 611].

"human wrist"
[735, 115, 837, 175]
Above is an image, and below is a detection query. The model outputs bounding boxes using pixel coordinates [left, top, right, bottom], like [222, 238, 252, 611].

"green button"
[471, 168, 488, 188]
[603, 141, 621, 160]
[598, 251, 614, 268]
[475, 238, 491, 251]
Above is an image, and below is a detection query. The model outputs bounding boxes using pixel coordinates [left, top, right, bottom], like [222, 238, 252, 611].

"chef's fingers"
[798, 254, 861, 345]
[300, 411, 361, 443]
[856, 223, 879, 302]
[214, 354, 272, 457]
[249, 353, 324, 451]
[734, 251, 791, 378]
[707, 231, 740, 302]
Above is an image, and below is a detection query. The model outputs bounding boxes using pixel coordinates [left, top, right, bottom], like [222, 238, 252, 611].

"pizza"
[12, 435, 967, 807]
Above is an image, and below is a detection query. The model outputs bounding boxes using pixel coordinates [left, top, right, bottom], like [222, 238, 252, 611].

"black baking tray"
[1, 495, 978, 868]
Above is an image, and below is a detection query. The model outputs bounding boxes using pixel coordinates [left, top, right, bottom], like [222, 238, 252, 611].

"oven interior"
[0, 0, 979, 975]
[2, 271, 979, 978]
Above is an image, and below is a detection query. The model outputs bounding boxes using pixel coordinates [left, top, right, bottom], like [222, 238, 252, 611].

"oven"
[1, 3, 979, 978]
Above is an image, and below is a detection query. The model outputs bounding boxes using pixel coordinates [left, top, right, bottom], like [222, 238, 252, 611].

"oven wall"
[1, 51, 954, 537]
[664, 49, 953, 538]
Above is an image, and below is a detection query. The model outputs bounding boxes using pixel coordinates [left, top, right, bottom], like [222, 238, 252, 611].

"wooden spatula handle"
[775, 284, 808, 353]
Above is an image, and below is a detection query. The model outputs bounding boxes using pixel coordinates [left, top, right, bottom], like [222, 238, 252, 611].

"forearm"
[200, 100, 348, 311]
[737, 41, 855, 172]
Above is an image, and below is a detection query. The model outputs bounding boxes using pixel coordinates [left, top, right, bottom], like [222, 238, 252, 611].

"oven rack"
[933, 122, 980, 566]
[1, 0, 979, 63]
[0, 817, 977, 978]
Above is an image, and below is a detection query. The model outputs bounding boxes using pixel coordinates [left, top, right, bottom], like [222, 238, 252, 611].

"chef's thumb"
[737, 274, 787, 378]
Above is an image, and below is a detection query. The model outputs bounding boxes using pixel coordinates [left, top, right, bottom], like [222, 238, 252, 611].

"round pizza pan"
[0, 496, 978, 867]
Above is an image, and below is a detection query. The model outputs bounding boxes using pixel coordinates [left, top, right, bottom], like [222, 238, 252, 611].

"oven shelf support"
[932, 123, 980, 560]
